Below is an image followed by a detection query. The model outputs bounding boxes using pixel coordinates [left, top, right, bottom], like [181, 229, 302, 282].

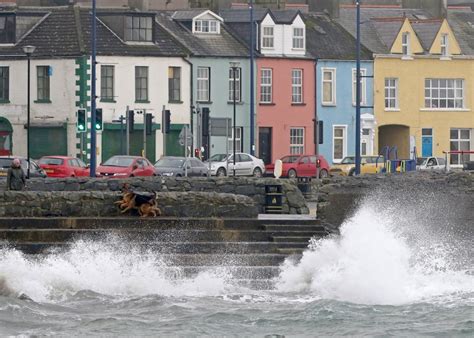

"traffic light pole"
[143, 109, 147, 158]
[90, 0, 97, 177]
[162, 105, 166, 157]
[126, 105, 130, 155]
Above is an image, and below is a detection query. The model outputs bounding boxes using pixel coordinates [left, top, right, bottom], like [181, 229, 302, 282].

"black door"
[259, 127, 272, 164]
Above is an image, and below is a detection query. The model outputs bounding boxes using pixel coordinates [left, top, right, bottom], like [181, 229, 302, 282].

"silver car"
[207, 153, 265, 177]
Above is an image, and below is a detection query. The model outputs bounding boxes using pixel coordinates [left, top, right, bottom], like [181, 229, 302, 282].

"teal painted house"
[157, 10, 251, 160]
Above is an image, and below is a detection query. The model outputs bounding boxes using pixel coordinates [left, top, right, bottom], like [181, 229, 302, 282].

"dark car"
[154, 156, 209, 177]
[0, 156, 47, 178]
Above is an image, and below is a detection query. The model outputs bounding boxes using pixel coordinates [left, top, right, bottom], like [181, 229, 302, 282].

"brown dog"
[115, 184, 161, 217]
[114, 184, 137, 214]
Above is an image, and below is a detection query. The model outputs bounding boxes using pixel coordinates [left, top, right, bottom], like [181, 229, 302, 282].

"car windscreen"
[103, 157, 135, 167]
[155, 158, 185, 168]
[280, 156, 299, 163]
[0, 158, 12, 168]
[209, 154, 228, 162]
[416, 158, 426, 165]
[39, 158, 64, 165]
[340, 157, 355, 164]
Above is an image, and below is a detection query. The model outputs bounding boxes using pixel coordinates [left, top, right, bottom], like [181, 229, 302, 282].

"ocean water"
[0, 199, 472, 336]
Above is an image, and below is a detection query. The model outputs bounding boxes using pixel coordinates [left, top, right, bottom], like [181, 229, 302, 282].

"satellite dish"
[274, 159, 283, 179]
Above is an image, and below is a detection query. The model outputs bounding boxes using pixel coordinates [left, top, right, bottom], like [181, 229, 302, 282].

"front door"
[422, 128, 433, 157]
[259, 127, 272, 164]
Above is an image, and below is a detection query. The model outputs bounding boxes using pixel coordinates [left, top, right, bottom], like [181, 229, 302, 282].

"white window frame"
[424, 78, 464, 109]
[193, 19, 219, 34]
[228, 67, 241, 102]
[322, 68, 336, 106]
[402, 32, 410, 56]
[333, 125, 347, 163]
[450, 128, 471, 165]
[352, 68, 367, 106]
[291, 69, 303, 104]
[228, 127, 242, 153]
[290, 128, 305, 155]
[292, 27, 305, 49]
[197, 67, 210, 102]
[384, 77, 399, 110]
[260, 68, 272, 103]
[440, 33, 449, 57]
[262, 26, 274, 49]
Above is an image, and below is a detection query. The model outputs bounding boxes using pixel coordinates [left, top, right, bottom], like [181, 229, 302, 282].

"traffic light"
[164, 110, 171, 134]
[128, 110, 134, 133]
[77, 109, 86, 132]
[316, 158, 321, 168]
[145, 113, 153, 135]
[95, 108, 103, 131]
[202, 107, 210, 137]
[313, 119, 324, 145]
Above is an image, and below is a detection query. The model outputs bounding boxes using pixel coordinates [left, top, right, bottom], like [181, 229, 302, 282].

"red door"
[0, 131, 12, 156]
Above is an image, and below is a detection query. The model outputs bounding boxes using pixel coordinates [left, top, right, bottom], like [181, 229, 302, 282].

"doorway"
[259, 127, 272, 164]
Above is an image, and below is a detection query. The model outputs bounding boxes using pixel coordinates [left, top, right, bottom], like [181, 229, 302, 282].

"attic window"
[194, 19, 219, 34]
[440, 33, 449, 56]
[0, 15, 15, 44]
[125, 16, 152, 42]
[402, 32, 410, 56]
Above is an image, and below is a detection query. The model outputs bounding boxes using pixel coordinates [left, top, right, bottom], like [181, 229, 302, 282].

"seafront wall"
[0, 177, 309, 217]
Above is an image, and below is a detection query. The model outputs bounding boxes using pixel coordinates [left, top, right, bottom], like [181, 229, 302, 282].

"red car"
[38, 156, 90, 177]
[265, 154, 330, 178]
[96, 155, 155, 178]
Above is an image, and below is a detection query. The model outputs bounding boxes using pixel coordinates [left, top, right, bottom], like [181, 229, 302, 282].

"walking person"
[6, 158, 26, 191]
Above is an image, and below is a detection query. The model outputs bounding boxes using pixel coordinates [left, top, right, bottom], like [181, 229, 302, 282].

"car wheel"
[216, 168, 227, 177]
[319, 169, 329, 179]
[130, 174, 134, 177]
[253, 167, 262, 178]
[288, 169, 297, 178]
[348, 168, 355, 176]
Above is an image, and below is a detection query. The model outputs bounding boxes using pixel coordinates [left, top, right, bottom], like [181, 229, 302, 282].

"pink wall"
[257, 58, 315, 163]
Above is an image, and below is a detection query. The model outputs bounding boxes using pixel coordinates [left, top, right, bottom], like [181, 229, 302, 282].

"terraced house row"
[0, 2, 472, 167]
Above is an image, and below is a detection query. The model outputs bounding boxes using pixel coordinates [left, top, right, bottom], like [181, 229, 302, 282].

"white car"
[416, 156, 446, 170]
[206, 153, 265, 177]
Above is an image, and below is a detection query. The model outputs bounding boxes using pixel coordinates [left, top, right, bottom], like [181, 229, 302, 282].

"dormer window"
[402, 32, 410, 56]
[0, 14, 15, 44]
[194, 19, 219, 34]
[440, 33, 449, 56]
[262, 26, 274, 49]
[125, 16, 152, 42]
[292, 27, 304, 49]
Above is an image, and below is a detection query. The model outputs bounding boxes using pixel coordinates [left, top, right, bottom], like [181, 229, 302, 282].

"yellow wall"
[374, 57, 474, 158]
[391, 18, 424, 55]
[429, 19, 461, 55]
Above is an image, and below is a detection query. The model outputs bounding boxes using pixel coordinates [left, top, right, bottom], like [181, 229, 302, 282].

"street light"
[23, 45, 36, 179]
[230, 61, 240, 177]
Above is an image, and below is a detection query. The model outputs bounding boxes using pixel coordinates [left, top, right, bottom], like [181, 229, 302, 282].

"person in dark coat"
[6, 158, 26, 191]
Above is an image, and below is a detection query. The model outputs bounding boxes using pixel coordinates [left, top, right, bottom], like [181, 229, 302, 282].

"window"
[290, 128, 304, 154]
[322, 68, 335, 105]
[292, 69, 303, 103]
[101, 65, 114, 101]
[333, 126, 346, 162]
[260, 68, 272, 103]
[352, 68, 366, 105]
[168, 67, 181, 102]
[450, 129, 471, 165]
[292, 27, 304, 49]
[125, 16, 152, 42]
[194, 19, 219, 33]
[0, 15, 15, 44]
[361, 141, 367, 156]
[197, 67, 210, 102]
[36, 66, 50, 102]
[0, 66, 9, 101]
[425, 79, 464, 109]
[384, 78, 398, 109]
[402, 32, 410, 56]
[228, 67, 241, 102]
[228, 127, 242, 152]
[135, 66, 148, 102]
[441, 33, 449, 56]
[262, 26, 274, 48]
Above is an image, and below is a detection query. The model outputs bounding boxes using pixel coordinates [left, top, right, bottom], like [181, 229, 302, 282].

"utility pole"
[355, 1, 362, 175]
[249, 0, 255, 155]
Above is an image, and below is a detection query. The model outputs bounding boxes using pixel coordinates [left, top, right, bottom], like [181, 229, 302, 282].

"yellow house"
[372, 15, 474, 165]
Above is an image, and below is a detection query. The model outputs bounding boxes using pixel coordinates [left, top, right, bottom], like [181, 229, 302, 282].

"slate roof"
[219, 9, 270, 23]
[447, 10, 474, 54]
[155, 11, 249, 57]
[304, 13, 372, 60]
[171, 10, 206, 21]
[411, 20, 443, 50]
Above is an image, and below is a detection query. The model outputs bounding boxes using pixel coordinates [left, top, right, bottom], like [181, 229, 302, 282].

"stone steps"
[155, 266, 281, 280]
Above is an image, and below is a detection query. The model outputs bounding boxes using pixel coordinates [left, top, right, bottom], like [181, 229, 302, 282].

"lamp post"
[355, 1, 362, 175]
[23, 45, 36, 179]
[230, 61, 239, 176]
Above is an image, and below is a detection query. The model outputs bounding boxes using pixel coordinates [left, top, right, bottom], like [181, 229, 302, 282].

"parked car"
[416, 156, 446, 171]
[0, 156, 46, 178]
[206, 153, 265, 177]
[265, 154, 330, 178]
[38, 156, 89, 177]
[154, 156, 209, 177]
[96, 155, 155, 177]
[329, 155, 384, 176]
